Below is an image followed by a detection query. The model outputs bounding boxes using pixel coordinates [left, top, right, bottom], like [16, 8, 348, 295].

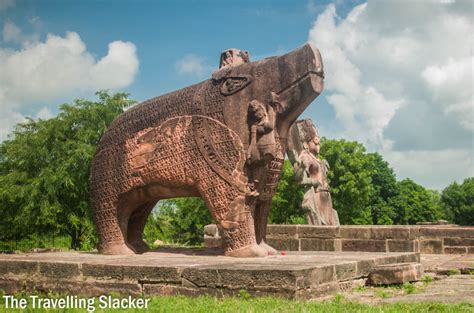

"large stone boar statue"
[90, 43, 324, 257]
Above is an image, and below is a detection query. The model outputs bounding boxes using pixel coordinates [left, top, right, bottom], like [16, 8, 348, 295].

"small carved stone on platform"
[204, 224, 223, 249]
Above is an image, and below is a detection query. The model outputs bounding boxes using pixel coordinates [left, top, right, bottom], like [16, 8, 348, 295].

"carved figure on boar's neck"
[90, 43, 324, 257]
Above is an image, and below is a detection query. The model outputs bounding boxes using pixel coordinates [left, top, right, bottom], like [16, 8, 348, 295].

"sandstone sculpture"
[287, 119, 339, 226]
[90, 43, 324, 257]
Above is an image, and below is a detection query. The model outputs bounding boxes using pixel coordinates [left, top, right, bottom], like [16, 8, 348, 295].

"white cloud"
[308, 1, 473, 188]
[421, 56, 474, 129]
[175, 54, 211, 77]
[0, 23, 139, 140]
[309, 2, 405, 149]
[0, 109, 23, 140]
[0, 0, 15, 11]
[383, 148, 473, 190]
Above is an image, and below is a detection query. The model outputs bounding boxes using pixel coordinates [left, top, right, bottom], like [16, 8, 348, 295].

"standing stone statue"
[90, 43, 324, 257]
[287, 119, 339, 226]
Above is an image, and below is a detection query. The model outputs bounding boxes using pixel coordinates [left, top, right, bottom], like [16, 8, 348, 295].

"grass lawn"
[1, 292, 472, 313]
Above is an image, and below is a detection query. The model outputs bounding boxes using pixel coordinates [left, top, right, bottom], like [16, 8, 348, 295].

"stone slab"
[366, 262, 424, 286]
[0, 250, 419, 299]
[297, 226, 339, 239]
[341, 239, 387, 252]
[444, 246, 468, 254]
[419, 226, 474, 238]
[420, 253, 474, 274]
[387, 239, 418, 252]
[340, 226, 373, 240]
[444, 237, 474, 246]
[300, 239, 341, 251]
[266, 238, 300, 251]
[369, 226, 413, 240]
[420, 239, 443, 254]
[266, 225, 299, 239]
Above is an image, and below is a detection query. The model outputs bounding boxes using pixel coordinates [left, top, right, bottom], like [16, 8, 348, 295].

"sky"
[0, 0, 472, 190]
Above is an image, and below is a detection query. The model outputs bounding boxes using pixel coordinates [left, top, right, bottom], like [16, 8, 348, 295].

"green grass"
[447, 268, 461, 276]
[353, 280, 431, 298]
[1, 293, 473, 313]
[354, 285, 367, 292]
[421, 275, 433, 284]
[375, 289, 391, 299]
[402, 282, 417, 295]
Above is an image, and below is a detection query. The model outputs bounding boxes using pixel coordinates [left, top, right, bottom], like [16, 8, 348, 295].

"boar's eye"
[220, 76, 252, 96]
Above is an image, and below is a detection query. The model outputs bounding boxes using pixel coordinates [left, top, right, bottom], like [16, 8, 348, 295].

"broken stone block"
[204, 224, 223, 248]
[204, 224, 219, 237]
[366, 262, 424, 286]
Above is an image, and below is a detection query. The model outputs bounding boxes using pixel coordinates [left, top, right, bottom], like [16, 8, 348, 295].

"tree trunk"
[69, 229, 82, 250]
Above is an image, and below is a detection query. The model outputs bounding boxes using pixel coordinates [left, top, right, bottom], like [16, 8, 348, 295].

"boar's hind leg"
[127, 202, 156, 254]
[94, 199, 136, 255]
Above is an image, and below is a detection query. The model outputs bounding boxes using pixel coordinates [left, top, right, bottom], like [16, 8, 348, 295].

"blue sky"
[0, 0, 472, 190]
[3, 0, 357, 97]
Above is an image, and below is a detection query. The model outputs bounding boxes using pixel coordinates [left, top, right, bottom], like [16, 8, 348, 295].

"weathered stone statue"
[287, 119, 339, 226]
[90, 43, 324, 257]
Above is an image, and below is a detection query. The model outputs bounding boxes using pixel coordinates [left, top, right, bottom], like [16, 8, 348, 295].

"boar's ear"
[219, 76, 252, 96]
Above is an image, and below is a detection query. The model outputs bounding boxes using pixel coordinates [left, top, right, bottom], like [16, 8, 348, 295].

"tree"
[0, 91, 134, 249]
[319, 138, 374, 224]
[269, 160, 305, 224]
[144, 198, 213, 245]
[389, 178, 443, 225]
[441, 177, 474, 226]
[367, 152, 398, 225]
[271, 140, 400, 226]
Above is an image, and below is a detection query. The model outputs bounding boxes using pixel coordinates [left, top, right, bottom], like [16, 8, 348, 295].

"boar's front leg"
[197, 172, 267, 257]
[251, 154, 285, 256]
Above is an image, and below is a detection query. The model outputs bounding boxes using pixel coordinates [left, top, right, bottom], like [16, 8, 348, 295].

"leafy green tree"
[271, 140, 399, 226]
[367, 152, 398, 225]
[389, 178, 443, 225]
[269, 160, 305, 224]
[319, 138, 374, 224]
[441, 177, 474, 226]
[0, 91, 134, 249]
[168, 197, 213, 244]
[145, 198, 212, 245]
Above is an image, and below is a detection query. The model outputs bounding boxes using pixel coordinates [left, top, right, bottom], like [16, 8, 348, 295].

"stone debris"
[204, 224, 223, 249]
[366, 263, 424, 286]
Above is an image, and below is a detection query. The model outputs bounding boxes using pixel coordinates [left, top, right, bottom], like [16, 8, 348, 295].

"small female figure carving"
[288, 119, 339, 225]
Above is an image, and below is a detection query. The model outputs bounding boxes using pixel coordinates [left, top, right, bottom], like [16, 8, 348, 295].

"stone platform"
[0, 249, 419, 299]
[265, 225, 474, 254]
